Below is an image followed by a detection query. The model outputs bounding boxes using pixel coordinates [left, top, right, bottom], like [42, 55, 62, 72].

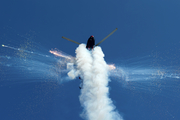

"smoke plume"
[68, 44, 123, 120]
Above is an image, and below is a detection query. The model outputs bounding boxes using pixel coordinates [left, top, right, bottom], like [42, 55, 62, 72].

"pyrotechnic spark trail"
[2, 44, 49, 57]
[49, 50, 73, 60]
[1, 44, 71, 82]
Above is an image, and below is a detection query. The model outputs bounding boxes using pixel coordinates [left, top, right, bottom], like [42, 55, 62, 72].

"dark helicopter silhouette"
[62, 28, 117, 50]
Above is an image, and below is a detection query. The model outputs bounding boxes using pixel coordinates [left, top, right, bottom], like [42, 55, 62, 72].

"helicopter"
[62, 28, 118, 50]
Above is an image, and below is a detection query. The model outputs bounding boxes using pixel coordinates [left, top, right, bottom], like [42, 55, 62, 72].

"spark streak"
[49, 50, 73, 60]
[2, 44, 49, 57]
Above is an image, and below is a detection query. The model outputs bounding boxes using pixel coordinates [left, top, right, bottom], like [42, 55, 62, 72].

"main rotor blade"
[62, 36, 81, 45]
[95, 28, 118, 46]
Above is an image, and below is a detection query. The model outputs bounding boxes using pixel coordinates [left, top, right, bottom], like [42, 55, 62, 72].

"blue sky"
[0, 0, 180, 120]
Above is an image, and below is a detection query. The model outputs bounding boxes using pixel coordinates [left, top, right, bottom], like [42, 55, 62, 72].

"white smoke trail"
[69, 44, 123, 120]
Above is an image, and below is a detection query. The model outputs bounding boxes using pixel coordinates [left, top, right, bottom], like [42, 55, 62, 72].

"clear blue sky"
[0, 0, 180, 120]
